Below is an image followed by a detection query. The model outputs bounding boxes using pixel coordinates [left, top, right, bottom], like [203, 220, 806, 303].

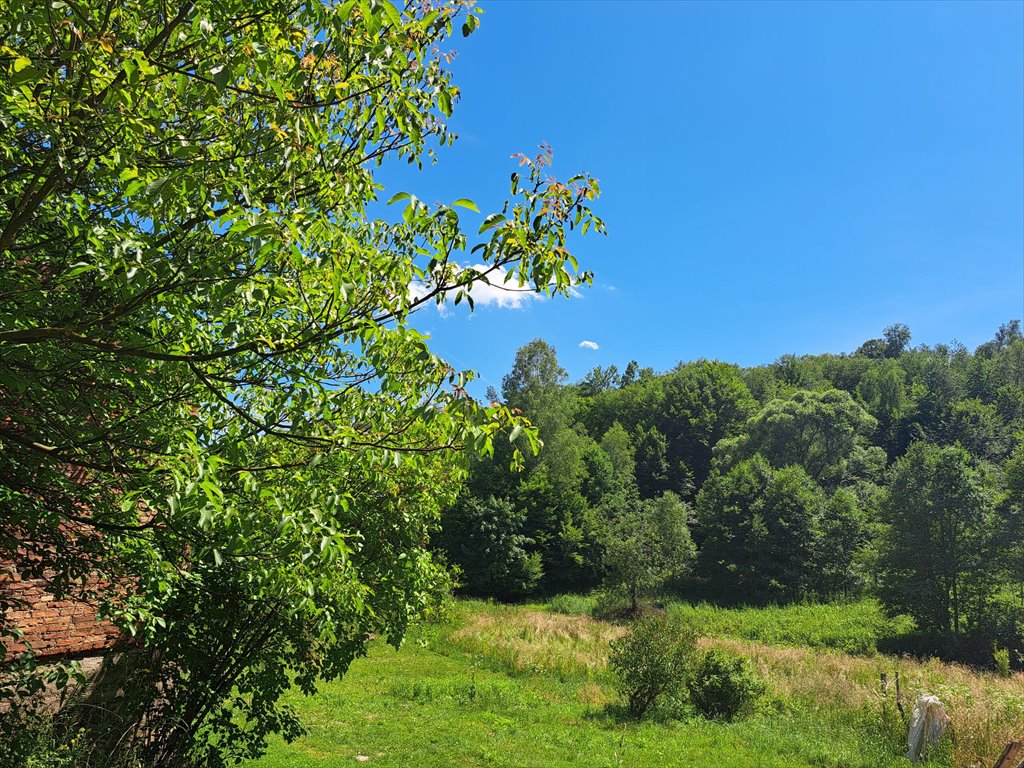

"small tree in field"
[687, 650, 764, 722]
[599, 492, 694, 616]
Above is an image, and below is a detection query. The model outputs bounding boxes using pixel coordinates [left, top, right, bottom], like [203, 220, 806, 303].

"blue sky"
[382, 0, 1024, 397]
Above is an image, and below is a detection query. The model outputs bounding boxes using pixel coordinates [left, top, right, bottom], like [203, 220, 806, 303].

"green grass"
[242, 602, 931, 768]
[544, 594, 914, 655]
[663, 598, 916, 655]
[547, 593, 597, 617]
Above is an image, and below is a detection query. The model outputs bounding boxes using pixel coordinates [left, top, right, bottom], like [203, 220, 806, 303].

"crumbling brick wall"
[2, 570, 119, 662]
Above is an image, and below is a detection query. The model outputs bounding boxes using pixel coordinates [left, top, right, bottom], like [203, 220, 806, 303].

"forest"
[441, 322, 1024, 666]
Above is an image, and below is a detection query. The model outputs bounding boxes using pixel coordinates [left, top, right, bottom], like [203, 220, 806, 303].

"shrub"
[590, 586, 637, 621]
[608, 615, 696, 718]
[687, 649, 764, 721]
[993, 644, 1012, 678]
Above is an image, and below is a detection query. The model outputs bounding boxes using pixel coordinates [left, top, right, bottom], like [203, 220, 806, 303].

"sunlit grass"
[663, 598, 916, 655]
[243, 600, 1023, 768]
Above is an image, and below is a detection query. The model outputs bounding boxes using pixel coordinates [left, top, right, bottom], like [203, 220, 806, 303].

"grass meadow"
[243, 600, 1024, 768]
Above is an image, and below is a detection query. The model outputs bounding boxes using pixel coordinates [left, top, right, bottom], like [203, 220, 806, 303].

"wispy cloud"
[579, 340, 599, 350]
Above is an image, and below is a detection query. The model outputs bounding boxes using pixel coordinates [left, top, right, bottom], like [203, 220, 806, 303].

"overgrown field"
[244, 601, 1024, 768]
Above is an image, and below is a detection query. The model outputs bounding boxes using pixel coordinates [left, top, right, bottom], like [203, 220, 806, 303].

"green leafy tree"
[599, 505, 667, 616]
[857, 359, 916, 459]
[876, 443, 997, 634]
[660, 360, 756, 493]
[997, 440, 1024, 604]
[437, 496, 542, 599]
[497, 341, 604, 592]
[577, 371, 664, 444]
[995, 384, 1024, 429]
[502, 338, 571, 428]
[883, 323, 912, 358]
[738, 389, 877, 488]
[813, 488, 869, 597]
[598, 491, 695, 615]
[0, 1, 603, 763]
[580, 439, 617, 506]
[649, 491, 697, 585]
[633, 425, 671, 498]
[944, 398, 1007, 461]
[600, 421, 637, 491]
[901, 345, 969, 442]
[619, 360, 641, 388]
[578, 364, 620, 396]
[695, 456, 824, 602]
[856, 324, 912, 360]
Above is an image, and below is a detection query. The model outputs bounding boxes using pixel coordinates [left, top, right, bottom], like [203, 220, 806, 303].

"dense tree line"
[439, 322, 1024, 665]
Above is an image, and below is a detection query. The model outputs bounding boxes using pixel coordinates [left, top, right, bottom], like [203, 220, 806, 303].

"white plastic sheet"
[906, 694, 951, 762]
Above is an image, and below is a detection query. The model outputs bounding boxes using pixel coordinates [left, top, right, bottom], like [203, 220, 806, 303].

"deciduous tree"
[876, 443, 996, 634]
[0, 1, 603, 763]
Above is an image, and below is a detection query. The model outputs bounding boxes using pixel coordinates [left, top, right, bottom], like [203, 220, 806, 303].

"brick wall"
[2, 570, 120, 661]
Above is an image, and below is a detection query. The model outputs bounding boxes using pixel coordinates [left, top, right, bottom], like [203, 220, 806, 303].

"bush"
[687, 649, 764, 722]
[994, 644, 1012, 678]
[608, 615, 696, 718]
[590, 586, 637, 621]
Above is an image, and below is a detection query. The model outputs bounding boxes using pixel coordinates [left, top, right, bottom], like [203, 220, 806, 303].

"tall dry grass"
[450, 602, 625, 679]
[446, 602, 1024, 767]
[708, 636, 1024, 767]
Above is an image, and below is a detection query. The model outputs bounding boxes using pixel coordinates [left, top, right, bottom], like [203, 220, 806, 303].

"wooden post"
[894, 671, 905, 722]
[993, 740, 1023, 768]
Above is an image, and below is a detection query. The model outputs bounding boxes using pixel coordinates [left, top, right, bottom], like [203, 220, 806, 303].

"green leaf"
[211, 64, 232, 92]
[123, 58, 139, 85]
[11, 57, 43, 87]
[64, 262, 98, 278]
[337, 0, 357, 22]
[380, 0, 403, 28]
[145, 176, 168, 196]
[479, 213, 506, 234]
[437, 90, 452, 117]
[452, 198, 478, 213]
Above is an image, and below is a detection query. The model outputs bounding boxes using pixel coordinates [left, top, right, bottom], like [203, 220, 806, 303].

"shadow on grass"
[582, 701, 691, 726]
[877, 630, 1021, 671]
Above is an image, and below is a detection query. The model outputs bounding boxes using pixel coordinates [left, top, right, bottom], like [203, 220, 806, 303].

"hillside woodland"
[441, 322, 1024, 666]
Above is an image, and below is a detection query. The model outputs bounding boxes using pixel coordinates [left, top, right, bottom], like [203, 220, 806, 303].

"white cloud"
[461, 264, 541, 309]
[579, 340, 599, 350]
[408, 265, 549, 312]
